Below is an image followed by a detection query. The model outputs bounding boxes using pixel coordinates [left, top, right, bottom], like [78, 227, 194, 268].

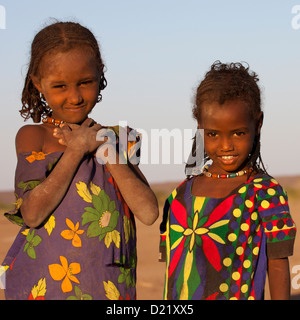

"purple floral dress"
[2, 126, 140, 300]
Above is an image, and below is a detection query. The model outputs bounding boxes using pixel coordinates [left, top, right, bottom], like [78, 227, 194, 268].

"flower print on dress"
[66, 286, 93, 300]
[28, 278, 46, 300]
[168, 195, 233, 299]
[3, 137, 138, 300]
[44, 215, 56, 236]
[161, 175, 296, 300]
[169, 196, 232, 276]
[48, 256, 81, 293]
[25, 151, 49, 163]
[23, 229, 42, 259]
[61, 218, 84, 247]
[103, 280, 131, 300]
[77, 181, 121, 248]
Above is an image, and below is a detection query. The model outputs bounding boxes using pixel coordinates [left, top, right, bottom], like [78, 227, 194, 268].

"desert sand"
[1, 176, 300, 300]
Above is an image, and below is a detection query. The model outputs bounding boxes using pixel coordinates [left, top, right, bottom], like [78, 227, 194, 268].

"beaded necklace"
[202, 165, 253, 179]
[42, 116, 65, 127]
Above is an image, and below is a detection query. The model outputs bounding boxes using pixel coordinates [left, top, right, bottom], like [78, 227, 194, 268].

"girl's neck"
[42, 116, 65, 127]
[191, 163, 259, 199]
[42, 115, 89, 127]
[202, 165, 253, 179]
[191, 173, 258, 199]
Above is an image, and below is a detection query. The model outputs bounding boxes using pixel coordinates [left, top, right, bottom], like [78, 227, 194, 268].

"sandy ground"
[1, 176, 300, 300]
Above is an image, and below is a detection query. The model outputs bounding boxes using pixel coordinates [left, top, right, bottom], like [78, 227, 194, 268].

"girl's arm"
[16, 119, 102, 228]
[268, 257, 291, 300]
[54, 125, 159, 225]
[104, 149, 159, 225]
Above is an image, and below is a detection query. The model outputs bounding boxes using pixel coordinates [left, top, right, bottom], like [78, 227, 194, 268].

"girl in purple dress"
[2, 21, 158, 300]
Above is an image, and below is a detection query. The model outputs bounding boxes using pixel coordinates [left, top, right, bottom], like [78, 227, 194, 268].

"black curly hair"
[20, 21, 107, 123]
[186, 61, 267, 176]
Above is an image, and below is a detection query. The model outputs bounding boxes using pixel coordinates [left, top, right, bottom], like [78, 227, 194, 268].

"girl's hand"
[53, 118, 104, 155]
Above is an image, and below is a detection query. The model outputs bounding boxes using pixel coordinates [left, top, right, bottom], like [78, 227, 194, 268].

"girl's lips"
[218, 155, 238, 165]
[65, 105, 86, 112]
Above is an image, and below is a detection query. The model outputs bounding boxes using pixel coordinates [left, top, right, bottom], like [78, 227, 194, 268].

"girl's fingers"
[81, 119, 102, 131]
[53, 128, 63, 137]
[58, 138, 67, 146]
[65, 123, 80, 131]
[60, 123, 73, 131]
[53, 128, 67, 145]
[93, 124, 102, 131]
[81, 118, 95, 127]
[60, 119, 100, 131]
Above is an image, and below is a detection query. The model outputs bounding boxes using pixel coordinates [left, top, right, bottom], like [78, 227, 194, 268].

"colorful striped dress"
[159, 174, 296, 300]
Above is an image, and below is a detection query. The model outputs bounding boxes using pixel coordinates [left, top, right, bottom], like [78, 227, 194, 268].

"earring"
[97, 93, 102, 103]
[40, 92, 46, 102]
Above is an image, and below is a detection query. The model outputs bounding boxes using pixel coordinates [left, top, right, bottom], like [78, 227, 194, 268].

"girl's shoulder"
[245, 173, 288, 198]
[16, 124, 45, 155]
[248, 173, 282, 186]
[166, 178, 193, 202]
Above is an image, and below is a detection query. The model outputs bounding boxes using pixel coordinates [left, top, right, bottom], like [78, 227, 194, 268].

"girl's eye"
[80, 80, 93, 86]
[207, 132, 217, 138]
[234, 131, 245, 137]
[53, 84, 66, 89]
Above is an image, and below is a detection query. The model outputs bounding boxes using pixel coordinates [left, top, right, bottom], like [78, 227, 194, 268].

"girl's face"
[32, 47, 100, 124]
[199, 100, 262, 174]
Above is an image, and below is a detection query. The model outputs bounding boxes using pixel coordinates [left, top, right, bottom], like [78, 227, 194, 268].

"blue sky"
[0, 0, 300, 190]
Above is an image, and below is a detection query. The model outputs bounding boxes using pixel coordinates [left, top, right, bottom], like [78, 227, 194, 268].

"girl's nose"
[220, 136, 234, 151]
[68, 87, 84, 105]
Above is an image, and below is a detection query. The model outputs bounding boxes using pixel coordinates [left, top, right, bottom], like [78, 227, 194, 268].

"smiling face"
[199, 100, 262, 174]
[32, 47, 100, 124]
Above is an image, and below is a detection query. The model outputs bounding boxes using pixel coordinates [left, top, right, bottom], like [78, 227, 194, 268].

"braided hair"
[20, 21, 107, 122]
[186, 61, 267, 177]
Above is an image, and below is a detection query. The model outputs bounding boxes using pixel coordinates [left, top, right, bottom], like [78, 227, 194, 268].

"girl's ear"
[256, 112, 264, 134]
[30, 74, 42, 93]
[197, 121, 202, 129]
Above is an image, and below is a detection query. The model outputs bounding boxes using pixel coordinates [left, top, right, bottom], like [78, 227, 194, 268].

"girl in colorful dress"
[2, 21, 158, 300]
[159, 61, 296, 300]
